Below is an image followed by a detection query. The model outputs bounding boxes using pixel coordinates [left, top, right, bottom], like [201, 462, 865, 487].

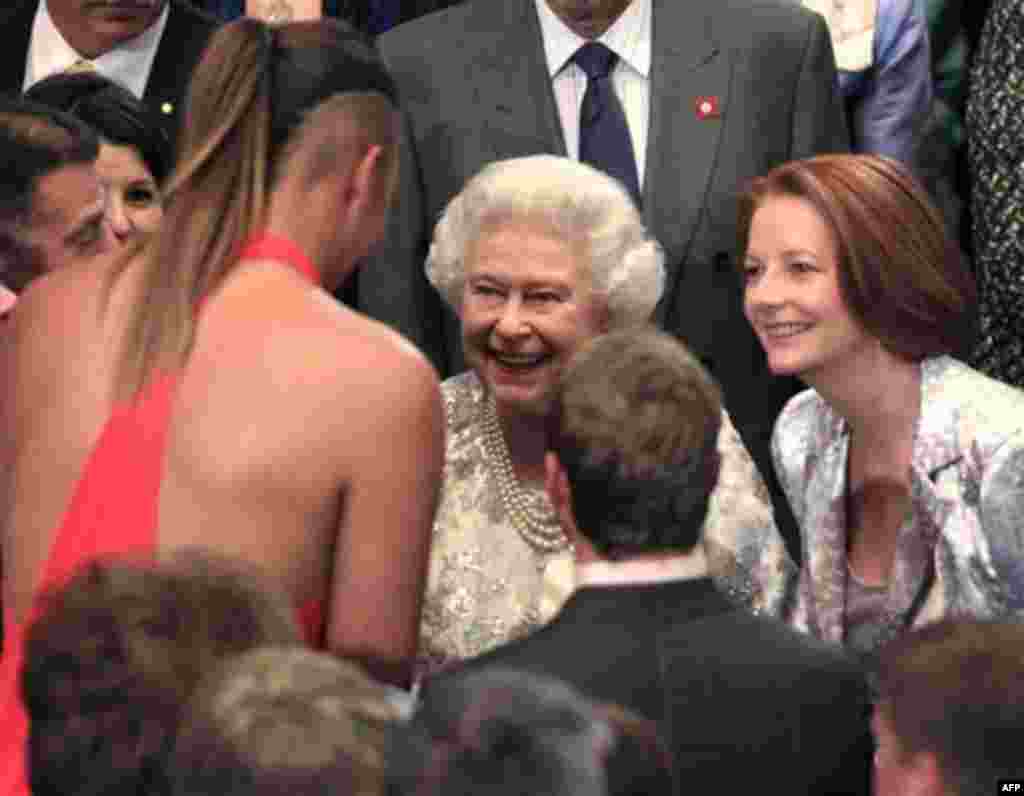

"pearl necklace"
[482, 395, 569, 554]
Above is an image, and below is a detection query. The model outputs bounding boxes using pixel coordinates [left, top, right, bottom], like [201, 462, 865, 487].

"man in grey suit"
[361, 0, 849, 557]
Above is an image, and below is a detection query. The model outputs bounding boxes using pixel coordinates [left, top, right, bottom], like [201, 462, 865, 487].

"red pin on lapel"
[695, 95, 721, 120]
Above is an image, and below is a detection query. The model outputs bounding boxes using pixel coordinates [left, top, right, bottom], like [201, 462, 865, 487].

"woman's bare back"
[2, 256, 443, 684]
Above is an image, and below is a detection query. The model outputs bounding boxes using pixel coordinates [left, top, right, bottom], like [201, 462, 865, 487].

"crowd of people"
[1, 0, 1023, 794]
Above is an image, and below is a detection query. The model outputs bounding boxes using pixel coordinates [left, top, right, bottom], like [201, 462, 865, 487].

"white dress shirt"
[534, 0, 652, 188]
[575, 548, 709, 589]
[24, 0, 171, 99]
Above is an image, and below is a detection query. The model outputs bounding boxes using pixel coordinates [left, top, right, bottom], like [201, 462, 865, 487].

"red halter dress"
[0, 238, 324, 795]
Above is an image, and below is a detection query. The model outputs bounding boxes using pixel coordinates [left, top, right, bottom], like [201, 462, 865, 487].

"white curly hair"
[425, 155, 666, 329]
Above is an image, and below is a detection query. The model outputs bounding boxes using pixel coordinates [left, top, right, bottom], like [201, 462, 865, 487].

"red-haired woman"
[739, 153, 1024, 657]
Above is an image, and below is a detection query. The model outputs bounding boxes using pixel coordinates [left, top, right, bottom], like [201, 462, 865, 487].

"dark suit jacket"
[364, 0, 849, 558]
[445, 577, 872, 796]
[0, 0, 219, 152]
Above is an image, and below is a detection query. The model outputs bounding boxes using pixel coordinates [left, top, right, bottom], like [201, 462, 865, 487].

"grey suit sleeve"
[356, 108, 449, 375]
[790, 10, 851, 158]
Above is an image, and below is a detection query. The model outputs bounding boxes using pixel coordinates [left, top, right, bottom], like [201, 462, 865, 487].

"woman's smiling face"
[742, 195, 874, 384]
[95, 142, 162, 244]
[461, 218, 607, 419]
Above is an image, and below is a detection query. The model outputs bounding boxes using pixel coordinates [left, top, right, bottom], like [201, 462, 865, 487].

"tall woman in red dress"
[1, 18, 442, 736]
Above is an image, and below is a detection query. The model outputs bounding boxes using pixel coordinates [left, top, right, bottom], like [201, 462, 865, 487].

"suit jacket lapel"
[883, 358, 962, 635]
[145, 1, 188, 106]
[800, 428, 850, 644]
[645, 0, 728, 324]
[472, 0, 565, 160]
[880, 462, 953, 634]
[913, 358, 966, 482]
[0, 1, 39, 94]
[144, 1, 216, 145]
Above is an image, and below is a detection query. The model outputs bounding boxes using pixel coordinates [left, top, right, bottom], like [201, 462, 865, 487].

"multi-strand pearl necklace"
[481, 396, 569, 554]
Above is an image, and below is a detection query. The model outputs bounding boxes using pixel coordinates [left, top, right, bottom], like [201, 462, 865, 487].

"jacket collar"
[801, 356, 962, 644]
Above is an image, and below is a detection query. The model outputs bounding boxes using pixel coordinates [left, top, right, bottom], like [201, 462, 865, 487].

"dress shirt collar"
[535, 0, 652, 79]
[575, 547, 708, 589]
[27, 0, 171, 98]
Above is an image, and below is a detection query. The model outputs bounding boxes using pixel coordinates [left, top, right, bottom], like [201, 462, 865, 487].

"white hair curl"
[425, 155, 666, 329]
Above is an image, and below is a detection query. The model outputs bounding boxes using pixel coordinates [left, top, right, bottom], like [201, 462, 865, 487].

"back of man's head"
[170, 648, 398, 796]
[0, 98, 99, 291]
[22, 551, 299, 796]
[388, 668, 612, 796]
[547, 327, 722, 559]
[874, 619, 1024, 796]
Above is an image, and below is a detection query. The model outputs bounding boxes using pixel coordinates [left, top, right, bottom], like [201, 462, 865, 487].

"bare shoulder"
[302, 302, 445, 475]
[4, 262, 110, 380]
[0, 260, 124, 476]
[312, 297, 441, 397]
[203, 266, 440, 392]
[11, 263, 90, 335]
[224, 287, 444, 439]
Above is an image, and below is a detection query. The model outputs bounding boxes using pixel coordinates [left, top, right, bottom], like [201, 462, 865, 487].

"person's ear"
[349, 143, 385, 212]
[904, 750, 945, 796]
[589, 294, 611, 334]
[545, 451, 587, 553]
[0, 283, 16, 319]
[706, 448, 721, 492]
[544, 451, 571, 519]
[0, 228, 42, 293]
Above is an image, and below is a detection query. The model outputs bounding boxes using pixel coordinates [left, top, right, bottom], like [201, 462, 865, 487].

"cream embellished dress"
[419, 372, 575, 667]
[418, 371, 790, 668]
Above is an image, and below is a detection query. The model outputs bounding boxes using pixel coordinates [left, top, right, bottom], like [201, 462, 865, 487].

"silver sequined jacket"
[769, 356, 1024, 651]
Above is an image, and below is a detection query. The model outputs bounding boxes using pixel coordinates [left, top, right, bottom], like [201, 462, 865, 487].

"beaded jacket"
[418, 371, 789, 666]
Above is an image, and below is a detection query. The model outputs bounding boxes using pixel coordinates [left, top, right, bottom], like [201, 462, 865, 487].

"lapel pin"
[695, 95, 721, 120]
[161, 102, 174, 115]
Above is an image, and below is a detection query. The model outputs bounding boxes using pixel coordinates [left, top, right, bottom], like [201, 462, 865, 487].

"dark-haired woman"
[25, 72, 170, 244]
[739, 153, 1024, 657]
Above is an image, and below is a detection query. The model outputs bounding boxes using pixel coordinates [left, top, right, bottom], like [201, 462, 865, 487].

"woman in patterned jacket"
[739, 153, 1024, 659]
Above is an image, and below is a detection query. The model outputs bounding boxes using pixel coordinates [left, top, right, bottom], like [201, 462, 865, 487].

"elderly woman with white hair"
[418, 155, 789, 669]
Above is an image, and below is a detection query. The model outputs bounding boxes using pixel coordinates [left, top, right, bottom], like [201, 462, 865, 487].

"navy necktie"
[367, 0, 400, 33]
[572, 42, 641, 206]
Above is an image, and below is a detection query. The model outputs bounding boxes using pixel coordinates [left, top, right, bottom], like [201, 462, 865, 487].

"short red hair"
[739, 154, 977, 360]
